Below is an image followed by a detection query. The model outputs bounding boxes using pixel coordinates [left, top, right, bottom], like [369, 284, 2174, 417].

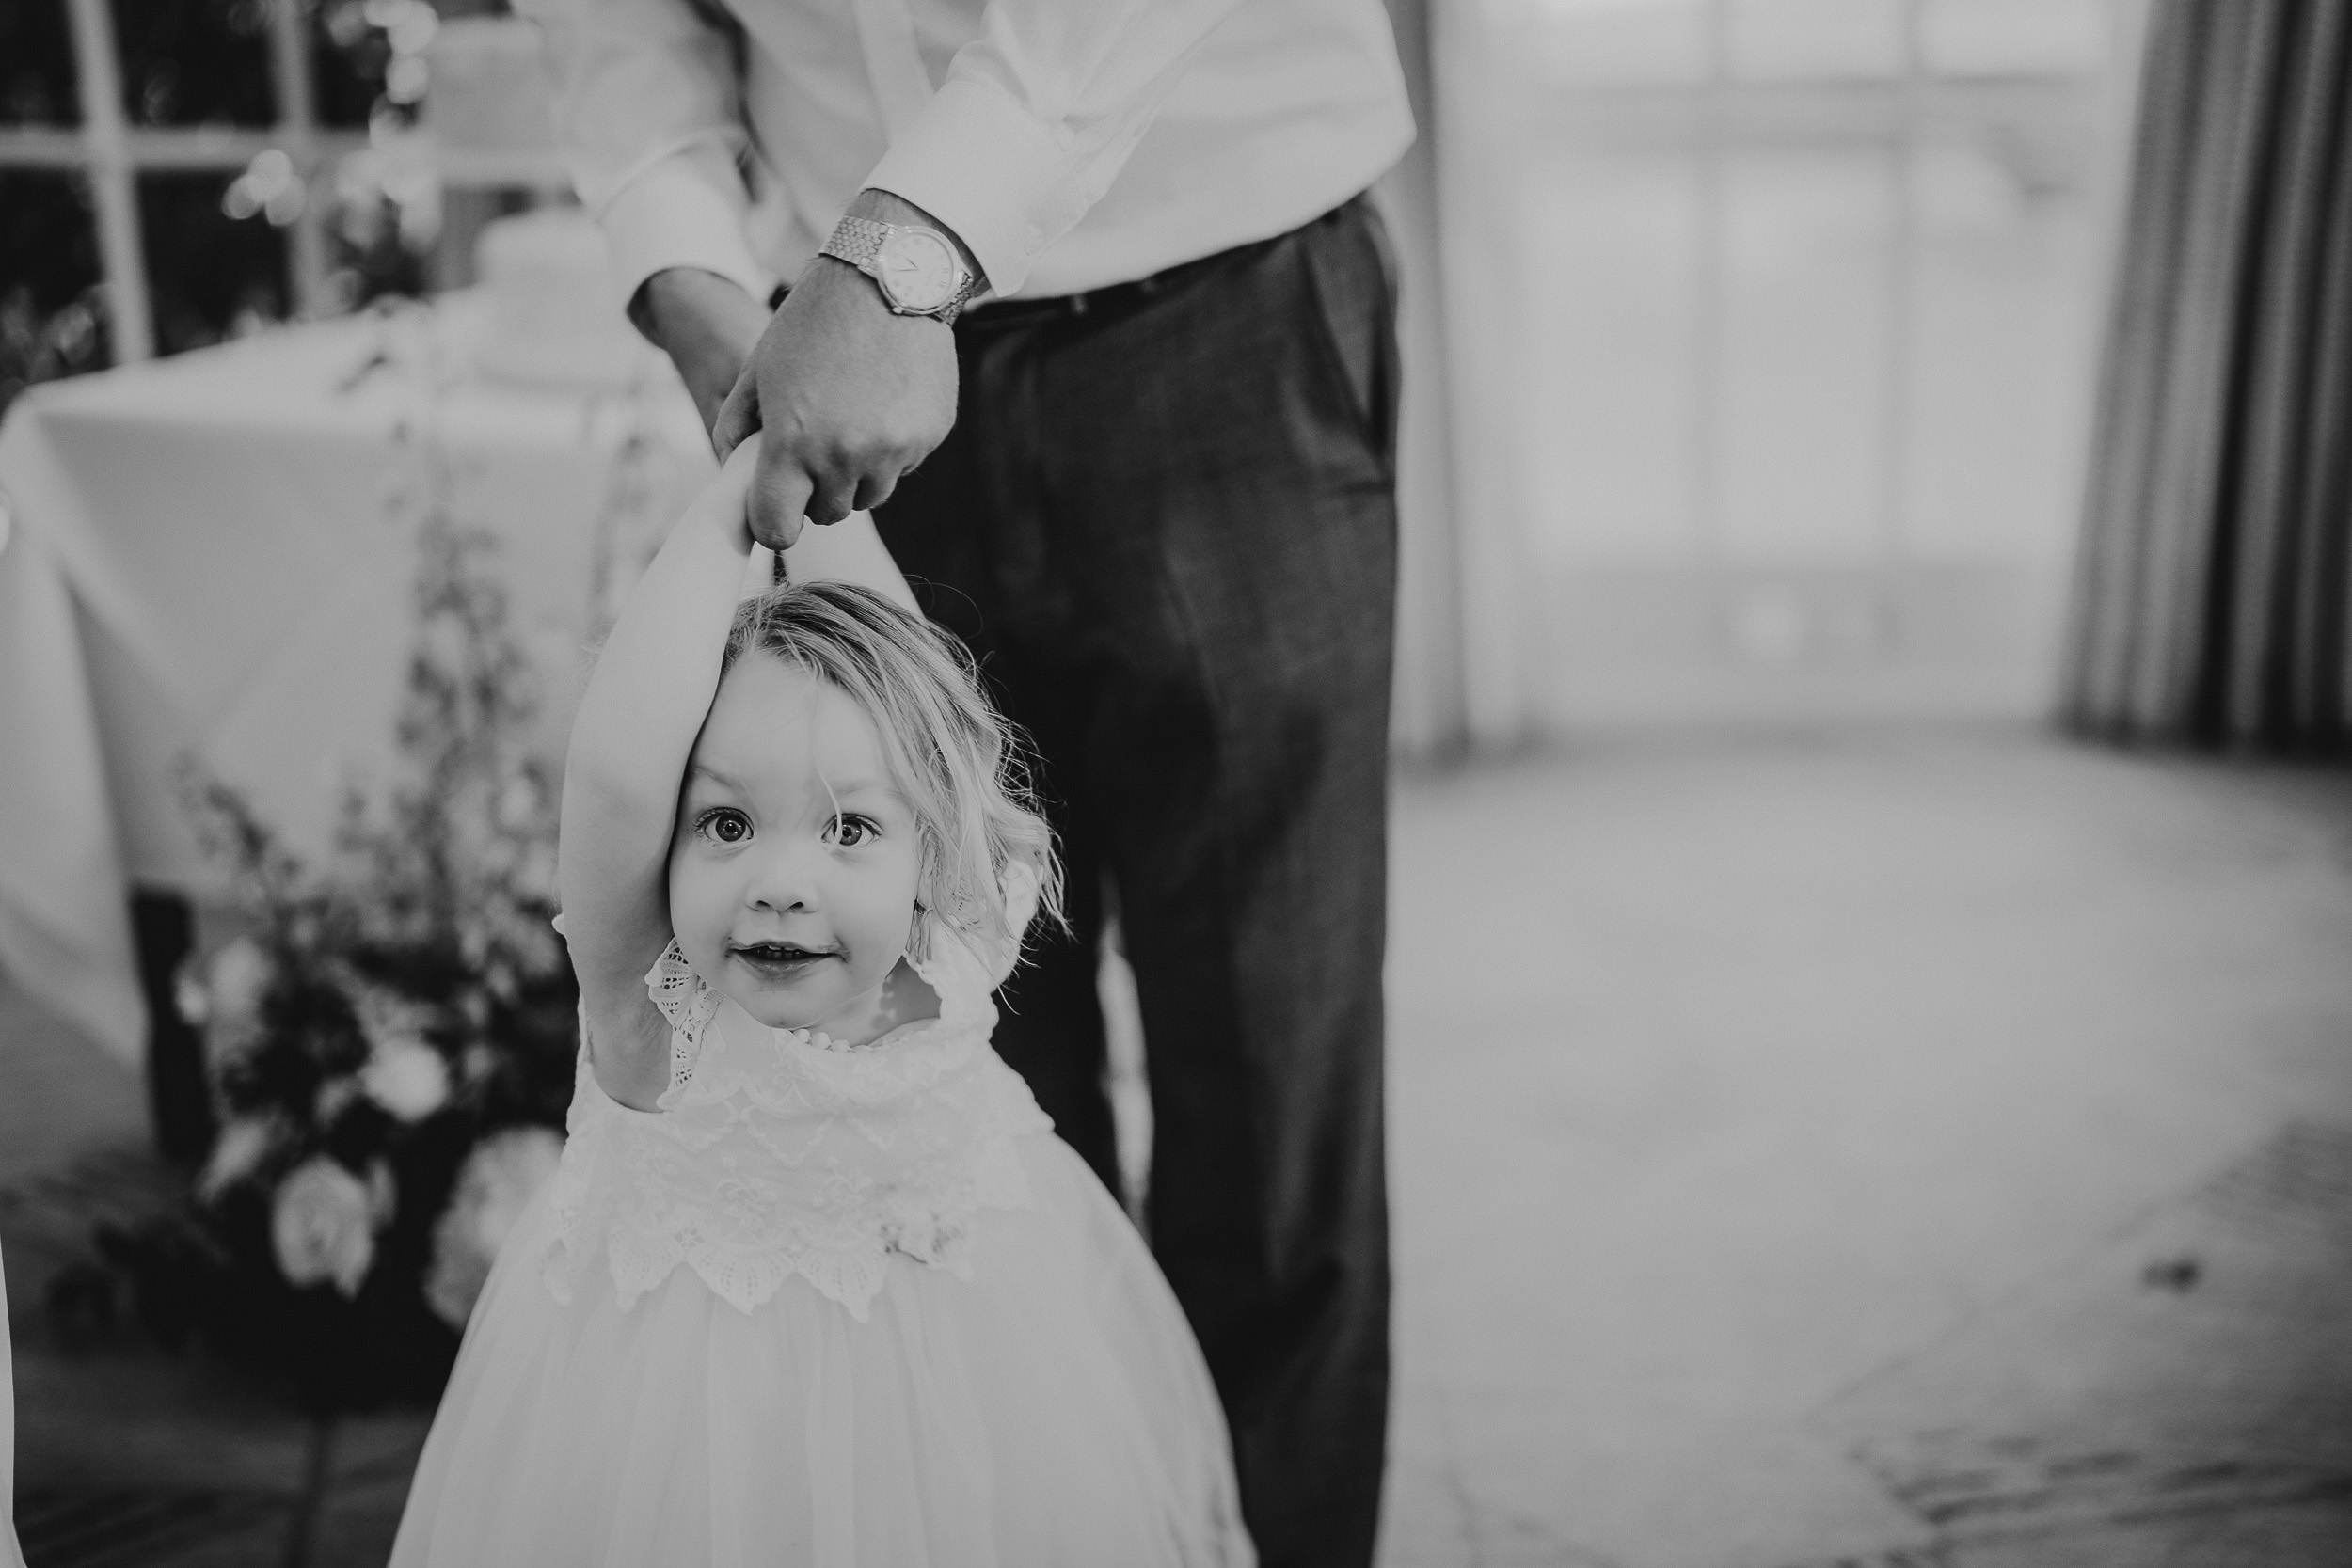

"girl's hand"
[680, 433, 761, 559]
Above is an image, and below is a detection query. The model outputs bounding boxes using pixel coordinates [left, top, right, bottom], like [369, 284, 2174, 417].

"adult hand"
[710, 190, 969, 551]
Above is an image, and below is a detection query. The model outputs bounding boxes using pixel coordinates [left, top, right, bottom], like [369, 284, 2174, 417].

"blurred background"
[7, 1, 2352, 1565]
[0, 0, 2138, 738]
[1465, 0, 2122, 731]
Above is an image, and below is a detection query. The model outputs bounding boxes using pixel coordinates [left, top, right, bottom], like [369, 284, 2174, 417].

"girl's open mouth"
[730, 942, 840, 975]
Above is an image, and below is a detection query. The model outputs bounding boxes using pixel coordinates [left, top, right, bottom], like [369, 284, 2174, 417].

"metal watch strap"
[820, 215, 977, 325]
[821, 214, 891, 272]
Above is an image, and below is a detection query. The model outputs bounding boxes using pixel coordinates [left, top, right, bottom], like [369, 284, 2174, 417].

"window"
[0, 0, 556, 374]
[1493, 0, 2140, 721]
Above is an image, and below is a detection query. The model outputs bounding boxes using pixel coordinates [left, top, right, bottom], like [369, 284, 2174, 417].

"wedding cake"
[469, 207, 649, 389]
[426, 18, 647, 389]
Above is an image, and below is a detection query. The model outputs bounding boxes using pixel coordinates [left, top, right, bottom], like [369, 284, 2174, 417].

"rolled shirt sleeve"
[514, 0, 776, 306]
[864, 0, 1249, 297]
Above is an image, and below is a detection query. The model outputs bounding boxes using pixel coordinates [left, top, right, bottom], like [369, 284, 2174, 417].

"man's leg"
[1001, 201, 1400, 1568]
[881, 198, 1398, 1564]
[870, 364, 1122, 1193]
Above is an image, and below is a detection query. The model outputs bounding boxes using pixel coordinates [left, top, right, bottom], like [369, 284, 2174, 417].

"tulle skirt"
[389, 1135, 1252, 1568]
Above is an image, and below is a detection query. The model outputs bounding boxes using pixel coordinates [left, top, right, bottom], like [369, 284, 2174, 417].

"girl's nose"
[743, 837, 821, 911]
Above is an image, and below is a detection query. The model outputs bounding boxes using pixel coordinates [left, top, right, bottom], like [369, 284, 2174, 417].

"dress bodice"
[541, 878, 1053, 1321]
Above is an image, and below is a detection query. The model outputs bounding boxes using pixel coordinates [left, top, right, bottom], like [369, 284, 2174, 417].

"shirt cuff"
[863, 77, 1089, 298]
[595, 145, 776, 311]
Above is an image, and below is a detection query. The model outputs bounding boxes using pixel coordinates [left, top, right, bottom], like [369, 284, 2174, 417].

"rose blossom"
[360, 1035, 451, 1122]
[199, 938, 275, 1059]
[350, 983, 452, 1121]
[206, 937, 273, 1023]
[172, 967, 211, 1028]
[423, 1127, 564, 1328]
[271, 1157, 377, 1297]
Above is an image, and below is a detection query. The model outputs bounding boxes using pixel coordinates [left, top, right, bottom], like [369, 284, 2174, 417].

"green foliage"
[101, 353, 580, 1408]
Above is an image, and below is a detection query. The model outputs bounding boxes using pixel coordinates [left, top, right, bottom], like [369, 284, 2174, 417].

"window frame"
[0, 0, 557, 365]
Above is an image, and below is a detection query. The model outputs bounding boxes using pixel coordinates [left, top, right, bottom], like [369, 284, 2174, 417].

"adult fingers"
[747, 436, 814, 552]
[803, 468, 862, 529]
[850, 466, 909, 515]
[710, 370, 760, 461]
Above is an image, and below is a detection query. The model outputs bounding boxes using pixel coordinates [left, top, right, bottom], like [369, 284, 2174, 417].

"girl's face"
[667, 657, 924, 1037]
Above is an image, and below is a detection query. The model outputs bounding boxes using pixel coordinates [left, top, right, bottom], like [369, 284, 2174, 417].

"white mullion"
[64, 0, 153, 363]
[0, 127, 368, 172]
[266, 0, 333, 317]
[0, 128, 87, 167]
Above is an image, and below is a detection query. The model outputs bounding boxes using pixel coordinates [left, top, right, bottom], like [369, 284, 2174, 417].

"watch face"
[876, 229, 958, 312]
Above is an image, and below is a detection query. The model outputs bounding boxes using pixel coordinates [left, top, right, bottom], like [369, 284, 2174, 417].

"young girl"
[390, 443, 1251, 1565]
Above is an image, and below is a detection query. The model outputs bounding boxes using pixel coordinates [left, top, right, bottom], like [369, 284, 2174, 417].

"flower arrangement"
[103, 411, 581, 1409]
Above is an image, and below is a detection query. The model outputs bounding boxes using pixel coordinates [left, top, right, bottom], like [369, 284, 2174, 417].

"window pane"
[1717, 145, 1895, 560]
[1525, 0, 1712, 88]
[138, 174, 290, 356]
[1727, 0, 1905, 82]
[1521, 153, 1706, 564]
[114, 0, 276, 127]
[1923, 0, 2107, 77]
[0, 0, 76, 125]
[0, 173, 107, 416]
[1901, 132, 2101, 559]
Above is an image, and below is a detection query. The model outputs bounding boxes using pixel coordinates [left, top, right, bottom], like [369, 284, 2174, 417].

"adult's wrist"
[842, 189, 985, 297]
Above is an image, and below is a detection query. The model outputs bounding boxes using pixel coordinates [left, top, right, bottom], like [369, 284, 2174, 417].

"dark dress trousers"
[872, 194, 1399, 1568]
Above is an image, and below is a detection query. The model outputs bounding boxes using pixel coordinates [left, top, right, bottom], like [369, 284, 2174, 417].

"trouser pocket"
[1299, 195, 1402, 473]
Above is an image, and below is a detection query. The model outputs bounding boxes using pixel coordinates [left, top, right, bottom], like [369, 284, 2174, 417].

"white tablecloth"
[0, 297, 907, 1065]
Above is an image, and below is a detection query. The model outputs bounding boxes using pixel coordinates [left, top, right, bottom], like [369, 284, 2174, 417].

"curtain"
[2067, 0, 2352, 750]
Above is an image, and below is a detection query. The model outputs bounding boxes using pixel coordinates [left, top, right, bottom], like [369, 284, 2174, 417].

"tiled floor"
[1375, 724, 2352, 1567]
[8, 722, 2352, 1566]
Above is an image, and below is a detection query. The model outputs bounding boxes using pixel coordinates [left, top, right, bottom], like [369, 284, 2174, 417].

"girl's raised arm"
[558, 438, 759, 1109]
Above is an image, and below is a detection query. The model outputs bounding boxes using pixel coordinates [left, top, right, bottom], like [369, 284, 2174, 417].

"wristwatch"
[820, 214, 978, 325]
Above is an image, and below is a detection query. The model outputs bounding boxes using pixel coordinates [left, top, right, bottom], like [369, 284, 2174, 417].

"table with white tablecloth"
[0, 297, 908, 1066]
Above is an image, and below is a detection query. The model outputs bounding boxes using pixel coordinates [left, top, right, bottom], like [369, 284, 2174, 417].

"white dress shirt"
[514, 0, 1416, 304]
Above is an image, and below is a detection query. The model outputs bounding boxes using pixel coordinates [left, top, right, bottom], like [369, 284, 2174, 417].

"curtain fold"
[2067, 0, 2352, 749]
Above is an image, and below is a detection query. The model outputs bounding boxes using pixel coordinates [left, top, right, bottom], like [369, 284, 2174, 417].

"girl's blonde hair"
[721, 580, 1061, 968]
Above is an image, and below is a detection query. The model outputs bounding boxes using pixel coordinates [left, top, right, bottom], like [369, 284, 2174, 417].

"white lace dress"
[389, 911, 1251, 1568]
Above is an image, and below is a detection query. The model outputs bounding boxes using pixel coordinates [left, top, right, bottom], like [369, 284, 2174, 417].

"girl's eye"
[828, 816, 875, 848]
[700, 809, 751, 845]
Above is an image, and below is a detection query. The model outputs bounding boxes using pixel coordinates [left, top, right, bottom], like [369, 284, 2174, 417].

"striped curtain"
[2067, 0, 2352, 750]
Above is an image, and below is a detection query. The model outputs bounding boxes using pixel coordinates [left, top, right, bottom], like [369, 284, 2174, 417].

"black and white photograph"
[2, 0, 2348, 1564]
